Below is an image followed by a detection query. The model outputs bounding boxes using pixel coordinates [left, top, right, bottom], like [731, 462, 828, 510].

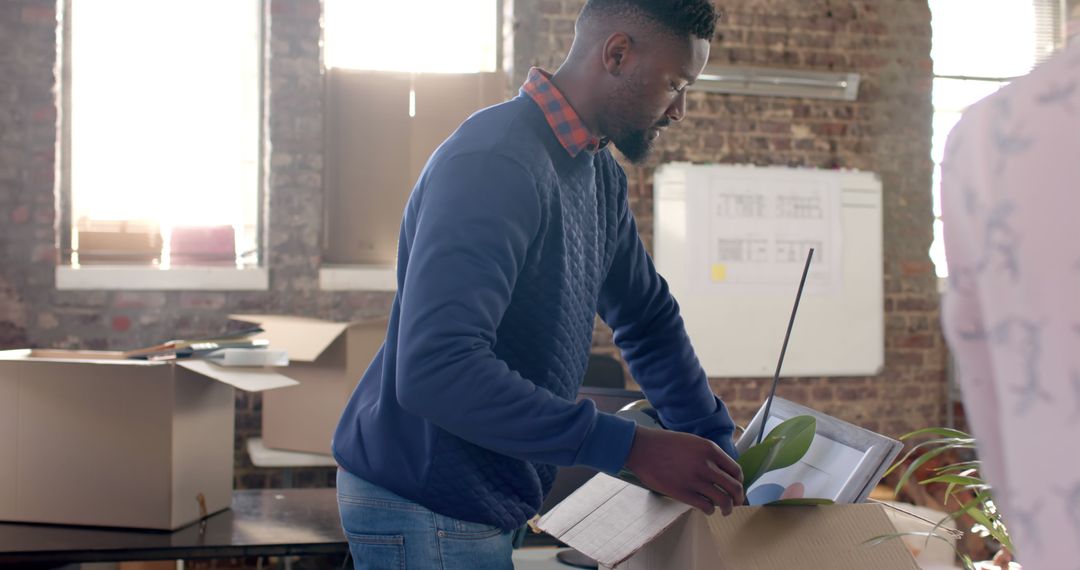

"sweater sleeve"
[395, 152, 636, 475]
[597, 167, 738, 460]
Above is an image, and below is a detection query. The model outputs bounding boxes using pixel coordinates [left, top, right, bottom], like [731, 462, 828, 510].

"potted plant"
[880, 427, 1015, 570]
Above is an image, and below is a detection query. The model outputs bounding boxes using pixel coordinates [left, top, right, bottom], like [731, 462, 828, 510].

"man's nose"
[666, 90, 687, 123]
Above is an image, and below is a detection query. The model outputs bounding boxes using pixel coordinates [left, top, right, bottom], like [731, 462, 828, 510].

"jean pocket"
[436, 527, 511, 570]
[344, 532, 405, 570]
[438, 524, 504, 540]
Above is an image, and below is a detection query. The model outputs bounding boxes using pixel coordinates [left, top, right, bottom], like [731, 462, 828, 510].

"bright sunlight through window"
[928, 0, 1062, 278]
[69, 0, 261, 268]
[323, 0, 497, 73]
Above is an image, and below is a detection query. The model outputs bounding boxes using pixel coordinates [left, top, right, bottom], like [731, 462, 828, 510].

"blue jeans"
[336, 468, 514, 570]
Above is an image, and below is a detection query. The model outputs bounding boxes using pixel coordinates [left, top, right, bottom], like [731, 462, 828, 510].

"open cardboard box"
[0, 349, 297, 530]
[539, 473, 920, 569]
[230, 314, 387, 455]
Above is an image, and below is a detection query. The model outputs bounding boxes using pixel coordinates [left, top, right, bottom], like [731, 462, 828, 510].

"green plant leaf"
[883, 437, 976, 478]
[951, 491, 1013, 552]
[880, 426, 1009, 566]
[737, 416, 816, 489]
[760, 415, 816, 470]
[736, 434, 783, 489]
[899, 427, 972, 441]
[893, 440, 976, 495]
[934, 461, 981, 474]
[920, 474, 985, 487]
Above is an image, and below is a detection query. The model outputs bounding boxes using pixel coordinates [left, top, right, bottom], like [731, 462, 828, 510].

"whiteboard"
[653, 163, 883, 377]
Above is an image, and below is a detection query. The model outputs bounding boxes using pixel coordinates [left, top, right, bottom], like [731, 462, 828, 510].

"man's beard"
[612, 128, 653, 164]
[604, 68, 659, 165]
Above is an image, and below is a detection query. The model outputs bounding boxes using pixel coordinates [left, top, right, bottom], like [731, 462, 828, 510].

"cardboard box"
[76, 219, 163, 265]
[0, 349, 297, 530]
[539, 474, 920, 569]
[231, 315, 388, 455]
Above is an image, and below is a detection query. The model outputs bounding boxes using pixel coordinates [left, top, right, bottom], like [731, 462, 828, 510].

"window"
[928, 0, 1065, 278]
[319, 0, 504, 291]
[60, 0, 263, 288]
[323, 0, 498, 74]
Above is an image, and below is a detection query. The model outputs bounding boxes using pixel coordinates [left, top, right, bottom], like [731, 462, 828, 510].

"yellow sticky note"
[711, 263, 727, 282]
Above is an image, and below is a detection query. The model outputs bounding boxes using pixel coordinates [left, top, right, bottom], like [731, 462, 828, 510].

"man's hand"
[623, 426, 745, 515]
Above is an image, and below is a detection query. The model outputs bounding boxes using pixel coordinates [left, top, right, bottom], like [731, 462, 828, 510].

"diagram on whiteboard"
[654, 164, 883, 376]
[685, 172, 843, 294]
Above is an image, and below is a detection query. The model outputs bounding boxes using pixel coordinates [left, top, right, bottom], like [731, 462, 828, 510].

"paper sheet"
[685, 171, 843, 295]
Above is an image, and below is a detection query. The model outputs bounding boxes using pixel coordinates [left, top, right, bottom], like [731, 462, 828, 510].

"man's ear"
[601, 32, 633, 76]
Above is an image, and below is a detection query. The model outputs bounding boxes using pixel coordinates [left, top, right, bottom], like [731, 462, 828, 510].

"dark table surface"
[0, 488, 346, 565]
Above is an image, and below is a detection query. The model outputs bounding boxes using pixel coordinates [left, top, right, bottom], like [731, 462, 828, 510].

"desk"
[0, 489, 346, 566]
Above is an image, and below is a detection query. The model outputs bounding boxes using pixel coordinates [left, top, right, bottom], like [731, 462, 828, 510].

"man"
[941, 40, 1080, 570]
[333, 1, 744, 567]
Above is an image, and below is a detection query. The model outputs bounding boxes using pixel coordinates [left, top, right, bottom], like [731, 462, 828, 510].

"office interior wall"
[0, 0, 942, 488]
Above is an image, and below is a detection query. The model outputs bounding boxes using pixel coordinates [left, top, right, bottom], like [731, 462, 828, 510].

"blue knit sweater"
[332, 90, 737, 531]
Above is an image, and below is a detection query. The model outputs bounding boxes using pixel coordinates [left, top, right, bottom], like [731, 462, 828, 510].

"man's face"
[604, 36, 710, 164]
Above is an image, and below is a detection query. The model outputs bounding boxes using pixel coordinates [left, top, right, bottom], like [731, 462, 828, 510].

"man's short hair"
[579, 0, 720, 41]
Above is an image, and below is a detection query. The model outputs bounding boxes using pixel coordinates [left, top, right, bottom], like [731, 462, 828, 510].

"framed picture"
[735, 397, 903, 505]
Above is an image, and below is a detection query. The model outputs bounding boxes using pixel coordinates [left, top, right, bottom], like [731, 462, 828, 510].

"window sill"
[319, 265, 396, 291]
[56, 266, 269, 291]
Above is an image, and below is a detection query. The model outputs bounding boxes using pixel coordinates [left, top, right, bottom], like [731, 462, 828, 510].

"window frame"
[928, 0, 1066, 279]
[55, 0, 269, 291]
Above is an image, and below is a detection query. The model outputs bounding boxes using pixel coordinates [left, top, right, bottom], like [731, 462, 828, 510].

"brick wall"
[512, 0, 944, 436]
[0, 0, 943, 490]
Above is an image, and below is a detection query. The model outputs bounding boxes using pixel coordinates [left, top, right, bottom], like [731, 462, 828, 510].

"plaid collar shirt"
[521, 67, 606, 158]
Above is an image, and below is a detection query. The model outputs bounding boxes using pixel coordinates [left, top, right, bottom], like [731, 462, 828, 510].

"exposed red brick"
[811, 386, 834, 400]
[30, 105, 55, 123]
[756, 120, 792, 134]
[901, 260, 936, 276]
[20, 5, 54, 25]
[902, 385, 924, 399]
[888, 351, 925, 367]
[897, 297, 937, 312]
[898, 334, 935, 349]
[811, 122, 849, 137]
[738, 386, 763, 401]
[771, 137, 792, 151]
[10, 205, 30, 224]
[111, 315, 131, 333]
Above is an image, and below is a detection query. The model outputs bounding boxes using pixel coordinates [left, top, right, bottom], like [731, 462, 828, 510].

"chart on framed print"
[734, 397, 902, 505]
[653, 164, 883, 377]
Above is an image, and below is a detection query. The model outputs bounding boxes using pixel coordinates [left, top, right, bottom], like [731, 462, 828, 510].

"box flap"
[0, 349, 160, 366]
[538, 474, 693, 568]
[229, 314, 352, 362]
[705, 503, 919, 570]
[177, 360, 299, 392]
